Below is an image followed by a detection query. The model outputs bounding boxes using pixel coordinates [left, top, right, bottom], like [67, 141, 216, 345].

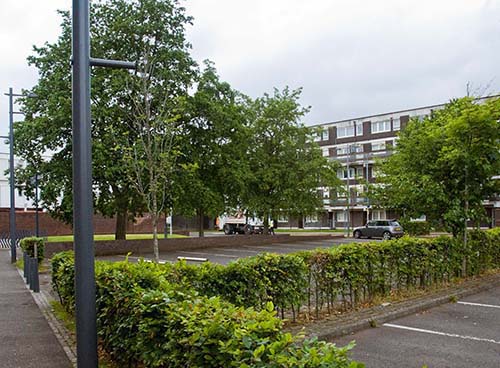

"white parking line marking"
[457, 301, 500, 309]
[120, 255, 168, 264]
[177, 251, 238, 258]
[383, 323, 500, 345]
[212, 248, 261, 254]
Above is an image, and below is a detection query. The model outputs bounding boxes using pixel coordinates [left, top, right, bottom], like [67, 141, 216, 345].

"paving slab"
[0, 250, 71, 368]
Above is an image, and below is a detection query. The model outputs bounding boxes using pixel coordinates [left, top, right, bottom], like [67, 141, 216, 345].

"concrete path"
[0, 250, 71, 368]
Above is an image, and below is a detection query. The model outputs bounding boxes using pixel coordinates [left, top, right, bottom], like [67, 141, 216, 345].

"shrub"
[51, 256, 363, 368]
[20, 236, 45, 263]
[50, 230, 499, 367]
[399, 219, 431, 236]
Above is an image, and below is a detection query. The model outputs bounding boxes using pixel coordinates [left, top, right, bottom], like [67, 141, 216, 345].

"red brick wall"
[0, 209, 170, 236]
[45, 234, 338, 257]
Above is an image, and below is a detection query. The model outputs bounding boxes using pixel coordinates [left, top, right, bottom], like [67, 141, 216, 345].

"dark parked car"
[353, 220, 404, 240]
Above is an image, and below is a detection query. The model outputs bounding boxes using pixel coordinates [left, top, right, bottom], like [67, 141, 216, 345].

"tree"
[124, 54, 180, 262]
[174, 62, 252, 236]
[373, 97, 500, 237]
[14, 0, 197, 239]
[243, 87, 341, 233]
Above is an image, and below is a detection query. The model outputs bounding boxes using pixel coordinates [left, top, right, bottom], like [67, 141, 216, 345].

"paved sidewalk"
[0, 250, 71, 368]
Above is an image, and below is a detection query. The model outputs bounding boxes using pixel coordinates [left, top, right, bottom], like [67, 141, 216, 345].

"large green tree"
[242, 87, 341, 233]
[174, 62, 252, 236]
[372, 97, 500, 237]
[14, 0, 197, 239]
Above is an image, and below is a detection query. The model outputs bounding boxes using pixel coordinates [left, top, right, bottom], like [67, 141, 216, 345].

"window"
[371, 142, 386, 151]
[306, 215, 318, 223]
[321, 129, 329, 141]
[336, 212, 347, 222]
[315, 128, 330, 142]
[322, 148, 329, 157]
[337, 146, 348, 155]
[371, 120, 391, 134]
[372, 210, 386, 220]
[392, 117, 400, 131]
[337, 167, 356, 179]
[337, 124, 355, 138]
[278, 214, 288, 222]
[356, 122, 363, 136]
[337, 144, 362, 155]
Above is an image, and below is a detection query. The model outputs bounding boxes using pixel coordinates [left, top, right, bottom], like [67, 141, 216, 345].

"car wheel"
[353, 230, 361, 239]
[224, 224, 232, 235]
[382, 231, 391, 240]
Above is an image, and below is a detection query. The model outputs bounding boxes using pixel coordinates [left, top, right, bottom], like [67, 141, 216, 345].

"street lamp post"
[8, 88, 16, 263]
[72, 1, 135, 366]
[32, 173, 40, 237]
[4, 88, 36, 263]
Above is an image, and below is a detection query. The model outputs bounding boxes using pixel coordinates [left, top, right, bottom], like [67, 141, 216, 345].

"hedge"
[51, 230, 499, 366]
[52, 253, 363, 368]
[20, 237, 45, 263]
[160, 231, 499, 317]
[399, 219, 431, 236]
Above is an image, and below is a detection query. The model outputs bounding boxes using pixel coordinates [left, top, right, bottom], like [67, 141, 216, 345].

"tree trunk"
[152, 194, 159, 262]
[115, 209, 127, 240]
[263, 217, 269, 235]
[462, 197, 468, 277]
[198, 209, 205, 238]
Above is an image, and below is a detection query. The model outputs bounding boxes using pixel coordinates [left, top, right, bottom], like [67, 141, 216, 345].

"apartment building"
[293, 96, 500, 230]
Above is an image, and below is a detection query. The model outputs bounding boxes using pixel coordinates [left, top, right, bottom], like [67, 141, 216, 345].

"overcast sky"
[1, 0, 499, 141]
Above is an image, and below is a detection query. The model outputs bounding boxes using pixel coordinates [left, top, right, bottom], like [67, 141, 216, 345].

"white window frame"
[337, 124, 355, 138]
[392, 117, 400, 131]
[337, 167, 356, 180]
[322, 147, 330, 157]
[337, 146, 348, 155]
[278, 214, 289, 223]
[321, 129, 329, 141]
[371, 142, 386, 151]
[305, 215, 318, 223]
[371, 120, 391, 134]
[336, 211, 347, 222]
[372, 210, 386, 220]
[356, 122, 363, 136]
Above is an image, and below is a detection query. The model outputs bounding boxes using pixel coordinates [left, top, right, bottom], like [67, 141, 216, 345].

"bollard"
[23, 252, 27, 280]
[26, 256, 32, 287]
[31, 257, 40, 293]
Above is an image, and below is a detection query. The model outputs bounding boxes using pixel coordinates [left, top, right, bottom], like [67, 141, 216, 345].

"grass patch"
[50, 300, 76, 333]
[47, 233, 186, 243]
[275, 228, 344, 233]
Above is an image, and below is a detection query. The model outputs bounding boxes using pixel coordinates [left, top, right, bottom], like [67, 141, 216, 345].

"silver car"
[353, 220, 404, 240]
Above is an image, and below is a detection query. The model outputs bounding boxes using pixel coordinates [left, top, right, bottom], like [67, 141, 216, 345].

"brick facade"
[0, 208, 212, 236]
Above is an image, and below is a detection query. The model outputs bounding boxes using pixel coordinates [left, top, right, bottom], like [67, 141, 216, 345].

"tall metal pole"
[8, 88, 17, 263]
[35, 173, 39, 237]
[72, 0, 98, 366]
[346, 149, 350, 237]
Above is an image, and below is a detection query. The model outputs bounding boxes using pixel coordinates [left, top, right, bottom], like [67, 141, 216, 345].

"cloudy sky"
[1, 0, 499, 141]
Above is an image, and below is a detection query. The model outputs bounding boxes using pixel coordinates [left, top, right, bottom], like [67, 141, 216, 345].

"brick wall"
[0, 209, 208, 236]
[45, 234, 337, 258]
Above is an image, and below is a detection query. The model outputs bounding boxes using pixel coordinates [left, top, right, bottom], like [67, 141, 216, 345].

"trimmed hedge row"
[20, 237, 45, 263]
[52, 253, 362, 368]
[51, 230, 498, 366]
[164, 230, 500, 317]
